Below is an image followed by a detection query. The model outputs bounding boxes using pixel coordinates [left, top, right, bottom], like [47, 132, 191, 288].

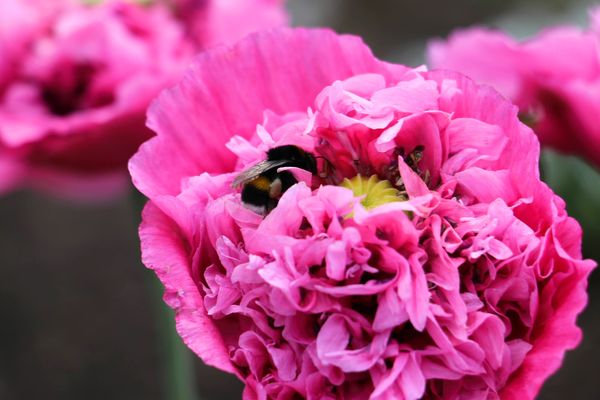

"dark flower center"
[41, 62, 113, 116]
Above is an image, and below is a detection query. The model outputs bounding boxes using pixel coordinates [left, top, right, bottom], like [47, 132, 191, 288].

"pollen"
[341, 175, 404, 210]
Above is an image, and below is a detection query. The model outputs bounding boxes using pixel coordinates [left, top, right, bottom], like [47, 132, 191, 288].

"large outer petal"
[140, 201, 236, 373]
[501, 259, 594, 398]
[130, 28, 407, 198]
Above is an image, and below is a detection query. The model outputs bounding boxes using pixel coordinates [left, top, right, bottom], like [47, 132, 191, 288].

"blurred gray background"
[1, 0, 598, 399]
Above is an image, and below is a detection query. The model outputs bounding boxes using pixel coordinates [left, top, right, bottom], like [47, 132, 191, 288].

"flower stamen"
[341, 175, 405, 210]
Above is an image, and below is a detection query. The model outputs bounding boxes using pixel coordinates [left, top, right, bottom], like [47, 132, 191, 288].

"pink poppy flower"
[0, 0, 287, 200]
[427, 9, 600, 169]
[0, 0, 191, 198]
[131, 28, 595, 399]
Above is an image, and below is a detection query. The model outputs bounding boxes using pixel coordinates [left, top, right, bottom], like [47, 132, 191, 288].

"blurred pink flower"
[428, 9, 600, 169]
[171, 0, 288, 47]
[0, 0, 59, 92]
[131, 28, 595, 399]
[0, 0, 287, 200]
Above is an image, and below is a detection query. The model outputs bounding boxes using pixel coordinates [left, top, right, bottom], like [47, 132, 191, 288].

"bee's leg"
[264, 177, 283, 214]
[269, 178, 283, 199]
[265, 172, 298, 213]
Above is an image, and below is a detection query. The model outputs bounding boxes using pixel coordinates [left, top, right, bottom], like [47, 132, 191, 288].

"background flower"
[171, 0, 288, 48]
[427, 8, 600, 169]
[0, 0, 287, 200]
[0, 0, 64, 92]
[132, 28, 595, 399]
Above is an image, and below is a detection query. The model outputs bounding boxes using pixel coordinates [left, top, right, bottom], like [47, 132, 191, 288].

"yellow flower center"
[341, 175, 404, 210]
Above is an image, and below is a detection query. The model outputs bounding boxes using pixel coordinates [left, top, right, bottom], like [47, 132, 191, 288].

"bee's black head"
[267, 145, 304, 161]
[267, 145, 318, 174]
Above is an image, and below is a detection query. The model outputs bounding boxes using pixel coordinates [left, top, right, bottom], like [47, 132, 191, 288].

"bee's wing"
[231, 159, 291, 188]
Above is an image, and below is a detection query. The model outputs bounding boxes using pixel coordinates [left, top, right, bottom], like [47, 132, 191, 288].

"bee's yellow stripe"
[250, 176, 271, 191]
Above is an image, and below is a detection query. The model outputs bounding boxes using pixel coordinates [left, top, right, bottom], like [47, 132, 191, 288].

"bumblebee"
[232, 145, 318, 213]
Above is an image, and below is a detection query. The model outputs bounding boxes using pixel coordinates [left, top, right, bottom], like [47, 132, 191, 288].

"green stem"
[150, 278, 200, 400]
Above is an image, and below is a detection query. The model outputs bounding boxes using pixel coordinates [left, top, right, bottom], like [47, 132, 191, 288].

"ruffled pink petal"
[428, 28, 524, 99]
